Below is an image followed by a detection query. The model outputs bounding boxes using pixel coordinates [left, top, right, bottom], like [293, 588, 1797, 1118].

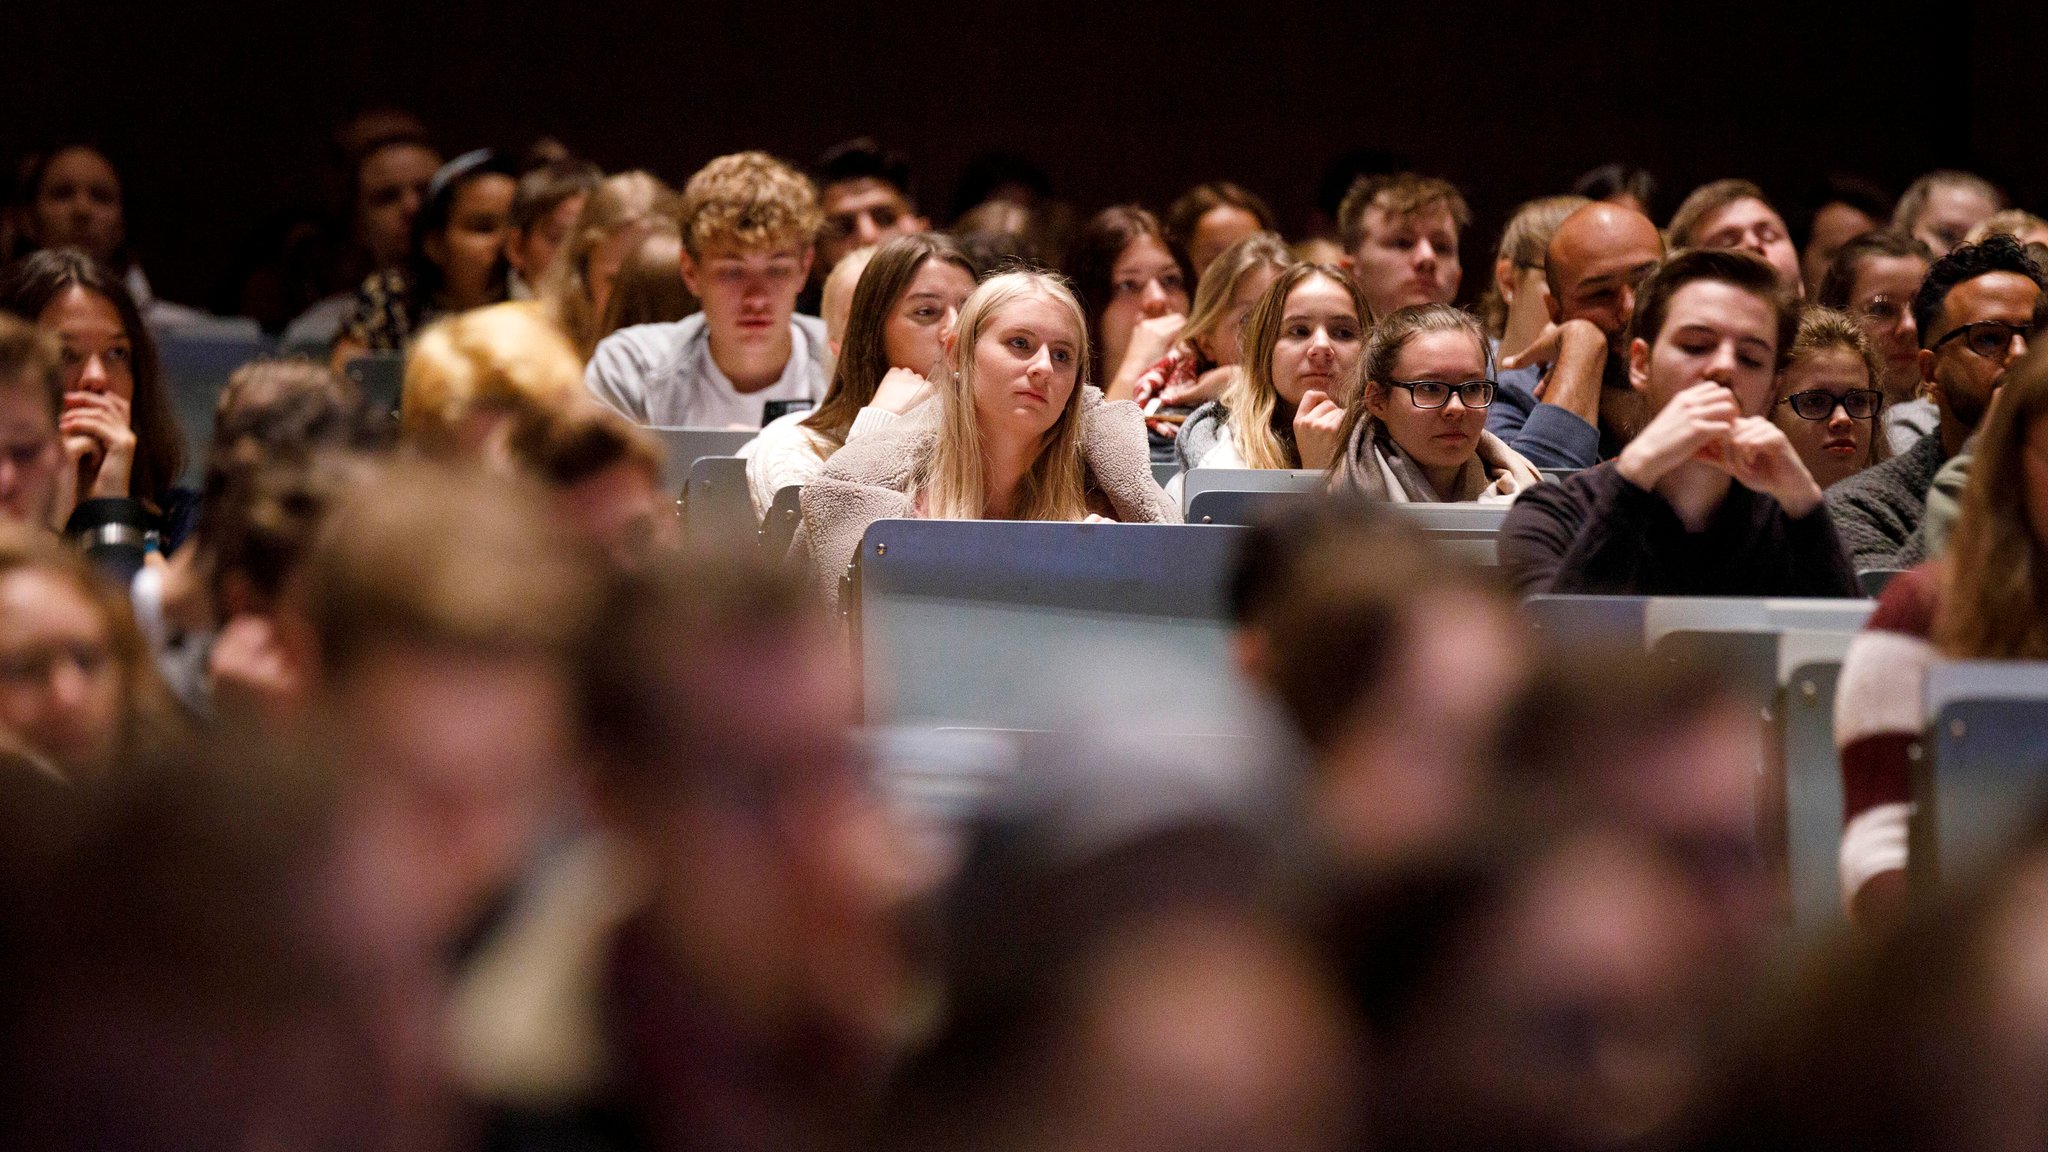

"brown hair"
[1480, 195, 1590, 338]
[1935, 346, 2048, 658]
[0, 310, 62, 420]
[509, 158, 601, 234]
[1329, 304, 1491, 485]
[1229, 500, 1492, 753]
[1064, 205, 1193, 382]
[1665, 178, 1778, 249]
[0, 249, 185, 512]
[1175, 232, 1295, 368]
[1164, 183, 1277, 263]
[803, 233, 978, 449]
[1814, 230, 1932, 310]
[1223, 263, 1372, 470]
[294, 460, 601, 679]
[1336, 173, 1471, 253]
[507, 403, 663, 489]
[1628, 247, 1800, 369]
[678, 151, 822, 260]
[1775, 307, 1890, 468]
[0, 523, 181, 777]
[537, 171, 682, 358]
[592, 229, 696, 346]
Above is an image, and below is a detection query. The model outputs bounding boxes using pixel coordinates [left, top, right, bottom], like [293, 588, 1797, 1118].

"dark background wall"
[5, 0, 2036, 311]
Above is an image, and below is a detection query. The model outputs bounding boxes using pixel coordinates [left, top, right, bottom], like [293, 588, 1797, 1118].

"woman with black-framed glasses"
[1328, 304, 1542, 502]
[1769, 308, 1890, 490]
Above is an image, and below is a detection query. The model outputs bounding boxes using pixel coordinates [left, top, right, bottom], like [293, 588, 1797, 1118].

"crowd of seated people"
[8, 114, 2048, 1152]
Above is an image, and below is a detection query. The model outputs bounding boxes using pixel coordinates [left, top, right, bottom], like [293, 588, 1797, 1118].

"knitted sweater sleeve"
[1835, 565, 1941, 911]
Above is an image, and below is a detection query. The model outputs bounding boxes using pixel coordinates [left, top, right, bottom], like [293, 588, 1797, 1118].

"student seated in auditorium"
[1769, 308, 1889, 490]
[400, 302, 589, 464]
[331, 149, 520, 366]
[507, 404, 679, 571]
[1065, 205, 1193, 402]
[503, 158, 600, 301]
[812, 137, 930, 293]
[1826, 235, 2046, 571]
[1172, 263, 1362, 492]
[796, 270, 1173, 606]
[1893, 169, 2006, 259]
[0, 315, 65, 535]
[0, 249, 193, 556]
[1129, 232, 1293, 446]
[1338, 172, 1467, 321]
[1491, 200, 1665, 469]
[1497, 248, 1859, 598]
[539, 171, 684, 359]
[740, 234, 978, 517]
[585, 152, 829, 428]
[1798, 173, 1892, 297]
[1666, 178, 1805, 294]
[1816, 231, 1936, 455]
[1479, 195, 1586, 373]
[1327, 305, 1541, 502]
[1837, 348, 2048, 927]
[588, 229, 695, 350]
[0, 525, 182, 783]
[12, 143, 209, 328]
[1164, 181, 1278, 281]
[1230, 502, 1526, 875]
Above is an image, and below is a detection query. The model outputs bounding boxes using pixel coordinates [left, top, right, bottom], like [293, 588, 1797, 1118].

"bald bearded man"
[1489, 202, 1665, 468]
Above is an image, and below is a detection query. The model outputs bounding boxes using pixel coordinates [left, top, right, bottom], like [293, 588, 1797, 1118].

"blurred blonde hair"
[401, 303, 586, 458]
[919, 271, 1091, 522]
[679, 151, 822, 259]
[538, 171, 682, 357]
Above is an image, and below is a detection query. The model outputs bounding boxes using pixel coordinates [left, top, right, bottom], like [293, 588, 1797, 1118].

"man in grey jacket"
[1826, 236, 2045, 571]
[586, 152, 831, 428]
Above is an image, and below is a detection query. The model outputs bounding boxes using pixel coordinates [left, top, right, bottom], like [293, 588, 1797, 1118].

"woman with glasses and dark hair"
[1769, 309, 1889, 490]
[1327, 304, 1541, 502]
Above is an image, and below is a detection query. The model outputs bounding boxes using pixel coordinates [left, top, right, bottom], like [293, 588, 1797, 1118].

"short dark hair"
[1815, 231, 1931, 310]
[510, 158, 601, 233]
[1572, 162, 1659, 216]
[1164, 182, 1277, 257]
[1629, 247, 1799, 367]
[1911, 234, 2048, 348]
[1811, 173, 1894, 233]
[815, 137, 915, 207]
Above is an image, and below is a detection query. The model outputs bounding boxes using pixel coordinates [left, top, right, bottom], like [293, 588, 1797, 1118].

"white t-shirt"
[585, 312, 831, 428]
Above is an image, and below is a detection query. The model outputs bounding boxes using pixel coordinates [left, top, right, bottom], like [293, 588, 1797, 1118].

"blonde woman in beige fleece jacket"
[797, 270, 1176, 606]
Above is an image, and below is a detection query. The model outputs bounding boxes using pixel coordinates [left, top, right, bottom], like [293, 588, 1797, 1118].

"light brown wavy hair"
[1222, 264, 1372, 471]
[1936, 345, 2048, 658]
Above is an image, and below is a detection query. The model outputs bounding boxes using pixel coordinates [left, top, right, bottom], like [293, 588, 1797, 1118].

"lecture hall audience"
[11, 97, 2048, 1152]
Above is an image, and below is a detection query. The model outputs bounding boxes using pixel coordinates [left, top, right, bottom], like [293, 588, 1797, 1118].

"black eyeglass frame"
[1776, 388, 1884, 422]
[1386, 379, 1499, 410]
[1928, 318, 2044, 361]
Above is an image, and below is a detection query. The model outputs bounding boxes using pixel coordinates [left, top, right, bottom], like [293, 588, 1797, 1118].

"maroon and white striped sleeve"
[1835, 566, 1941, 910]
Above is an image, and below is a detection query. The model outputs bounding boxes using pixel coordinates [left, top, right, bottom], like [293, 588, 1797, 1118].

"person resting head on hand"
[797, 269, 1174, 606]
[1499, 247, 1860, 598]
[1327, 304, 1541, 503]
[741, 234, 978, 517]
[1131, 233, 1294, 441]
[1768, 308, 1889, 491]
[1176, 263, 1370, 486]
[1066, 205, 1192, 403]
[0, 248, 190, 557]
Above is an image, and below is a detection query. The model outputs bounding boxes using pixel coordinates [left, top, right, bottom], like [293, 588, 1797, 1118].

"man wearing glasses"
[1499, 249, 1857, 597]
[1815, 232, 1936, 455]
[1826, 236, 2047, 571]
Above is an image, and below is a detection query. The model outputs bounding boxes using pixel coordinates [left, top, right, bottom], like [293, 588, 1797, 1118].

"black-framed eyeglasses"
[1388, 379, 1497, 410]
[1929, 319, 2044, 361]
[1777, 388, 1883, 421]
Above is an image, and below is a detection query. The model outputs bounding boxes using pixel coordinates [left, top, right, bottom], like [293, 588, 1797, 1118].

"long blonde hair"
[1176, 232, 1294, 368]
[918, 271, 1091, 521]
[1935, 346, 2048, 658]
[1223, 264, 1371, 470]
[538, 171, 682, 357]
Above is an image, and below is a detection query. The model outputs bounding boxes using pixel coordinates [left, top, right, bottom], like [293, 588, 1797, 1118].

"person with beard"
[1489, 202, 1664, 469]
[1825, 236, 2046, 571]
